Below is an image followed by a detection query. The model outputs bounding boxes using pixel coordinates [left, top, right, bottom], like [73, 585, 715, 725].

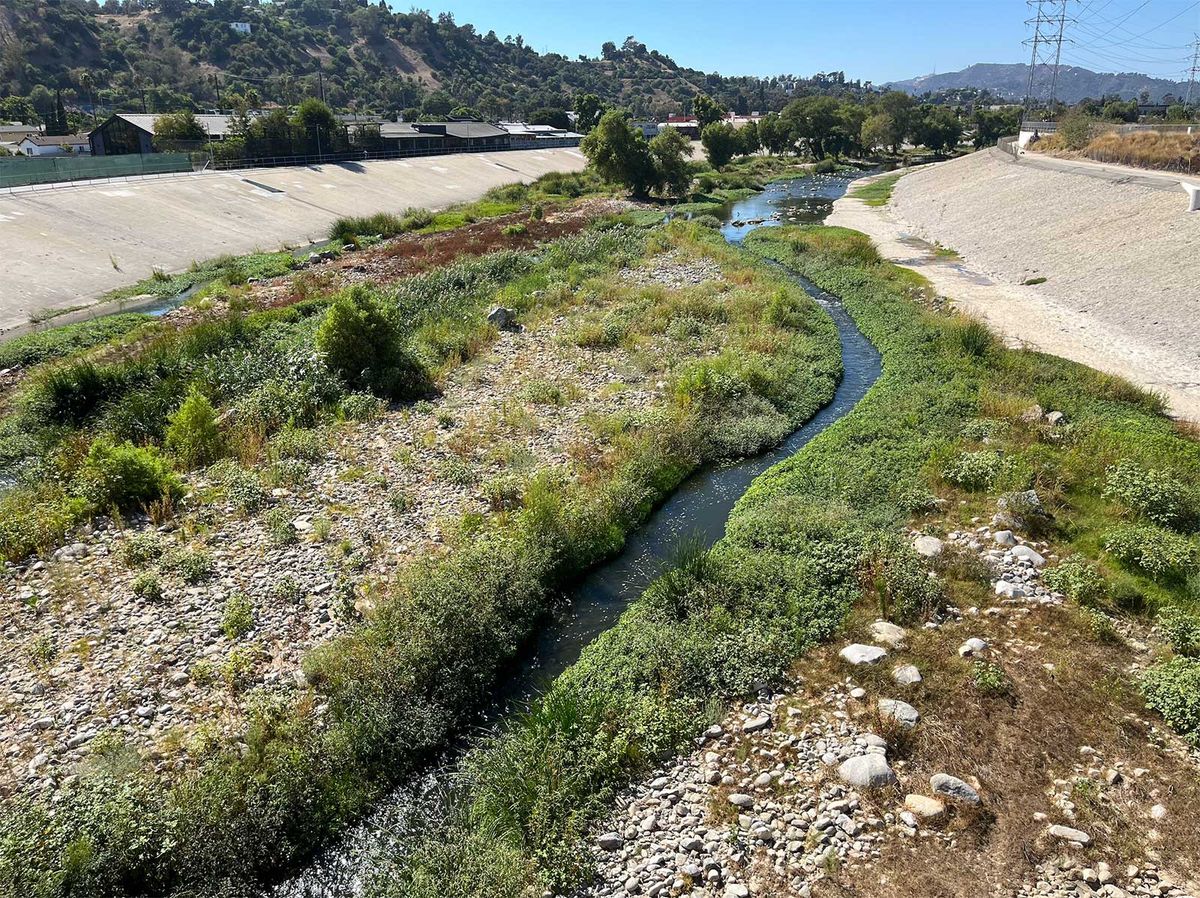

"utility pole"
[1186, 34, 1200, 109]
[1024, 1, 1072, 114]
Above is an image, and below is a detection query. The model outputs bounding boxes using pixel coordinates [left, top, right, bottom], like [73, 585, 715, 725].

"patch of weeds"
[1044, 555, 1107, 606]
[438, 457, 478, 486]
[971, 661, 1013, 697]
[163, 547, 215, 584]
[131, 571, 165, 603]
[1104, 524, 1196, 582]
[272, 577, 303, 604]
[1080, 607, 1119, 644]
[221, 591, 255, 639]
[28, 635, 57, 666]
[520, 379, 567, 406]
[483, 474, 525, 512]
[263, 507, 297, 546]
[388, 489, 411, 514]
[1157, 607, 1200, 657]
[312, 517, 332, 542]
[120, 532, 165, 568]
[340, 392, 385, 422]
[221, 645, 260, 693]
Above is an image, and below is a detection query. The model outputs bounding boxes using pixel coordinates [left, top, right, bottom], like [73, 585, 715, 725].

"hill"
[886, 62, 1189, 104]
[0, 0, 870, 123]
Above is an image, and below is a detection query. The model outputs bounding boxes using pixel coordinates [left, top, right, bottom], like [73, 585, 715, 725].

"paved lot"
[0, 147, 587, 333]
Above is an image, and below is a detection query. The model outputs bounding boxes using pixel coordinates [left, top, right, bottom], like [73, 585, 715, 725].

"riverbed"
[272, 170, 881, 897]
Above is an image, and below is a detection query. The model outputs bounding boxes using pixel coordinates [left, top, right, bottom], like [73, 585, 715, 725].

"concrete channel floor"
[0, 147, 587, 333]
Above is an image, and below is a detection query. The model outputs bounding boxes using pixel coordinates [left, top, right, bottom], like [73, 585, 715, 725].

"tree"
[970, 107, 1020, 149]
[153, 111, 206, 145]
[758, 112, 793, 155]
[529, 107, 570, 129]
[860, 112, 892, 154]
[701, 121, 739, 168]
[572, 93, 606, 132]
[692, 92, 726, 129]
[294, 97, 338, 139]
[648, 125, 692, 197]
[738, 119, 760, 156]
[580, 110, 655, 195]
[912, 106, 961, 155]
[782, 95, 840, 159]
[877, 90, 917, 153]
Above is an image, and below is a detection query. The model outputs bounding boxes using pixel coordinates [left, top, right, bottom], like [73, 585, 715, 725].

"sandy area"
[827, 150, 1200, 421]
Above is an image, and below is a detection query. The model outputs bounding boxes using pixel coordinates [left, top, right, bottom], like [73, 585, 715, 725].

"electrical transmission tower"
[1024, 0, 1072, 111]
[1186, 34, 1200, 108]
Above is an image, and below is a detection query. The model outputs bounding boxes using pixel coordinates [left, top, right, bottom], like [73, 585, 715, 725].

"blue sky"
[393, 1, 1200, 84]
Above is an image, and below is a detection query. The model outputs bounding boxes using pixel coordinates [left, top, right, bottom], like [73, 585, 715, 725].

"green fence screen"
[0, 153, 195, 189]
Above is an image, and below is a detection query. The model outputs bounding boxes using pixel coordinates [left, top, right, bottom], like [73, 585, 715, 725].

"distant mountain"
[885, 63, 1189, 104]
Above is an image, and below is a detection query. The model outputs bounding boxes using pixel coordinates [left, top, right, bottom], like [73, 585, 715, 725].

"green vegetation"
[0, 212, 845, 897]
[0, 314, 151, 371]
[848, 172, 902, 206]
[370, 222, 1200, 895]
[103, 249, 305, 304]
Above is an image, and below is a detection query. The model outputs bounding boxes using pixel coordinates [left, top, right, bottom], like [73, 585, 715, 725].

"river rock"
[598, 831, 624, 851]
[994, 580, 1026, 598]
[1046, 824, 1091, 845]
[930, 773, 980, 804]
[870, 620, 908, 648]
[487, 306, 518, 329]
[913, 535, 944, 558]
[958, 637, 988, 657]
[1010, 545, 1046, 567]
[993, 530, 1017, 546]
[892, 664, 922, 685]
[839, 644, 887, 665]
[742, 714, 771, 734]
[728, 793, 754, 809]
[838, 754, 897, 788]
[904, 794, 947, 821]
[878, 698, 919, 730]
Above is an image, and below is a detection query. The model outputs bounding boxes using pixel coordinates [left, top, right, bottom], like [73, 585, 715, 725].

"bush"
[121, 532, 165, 568]
[1141, 657, 1200, 738]
[165, 386, 222, 469]
[1157, 607, 1200, 657]
[221, 592, 255, 639]
[73, 441, 181, 512]
[871, 539, 946, 622]
[1103, 459, 1197, 531]
[131, 571, 164, 603]
[26, 359, 116, 426]
[1104, 524, 1196, 581]
[813, 157, 837, 174]
[340, 392, 384, 421]
[269, 427, 325, 462]
[316, 286, 427, 399]
[162, 547, 214, 584]
[943, 450, 1003, 491]
[1044, 555, 1106, 606]
[971, 661, 1013, 696]
[945, 316, 995, 358]
[263, 507, 297, 546]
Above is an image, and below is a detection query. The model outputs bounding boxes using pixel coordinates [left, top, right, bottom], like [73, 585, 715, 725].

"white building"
[17, 134, 91, 156]
[231, 22, 252, 35]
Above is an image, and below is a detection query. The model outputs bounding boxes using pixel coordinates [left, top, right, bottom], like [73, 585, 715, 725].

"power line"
[1025, 0, 1074, 109]
[1187, 33, 1200, 105]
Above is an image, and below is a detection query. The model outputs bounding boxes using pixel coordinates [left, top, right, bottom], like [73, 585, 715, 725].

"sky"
[391, 0, 1200, 84]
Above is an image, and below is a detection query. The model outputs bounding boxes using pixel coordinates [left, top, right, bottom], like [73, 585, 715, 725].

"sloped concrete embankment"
[0, 147, 587, 331]
[828, 150, 1200, 420]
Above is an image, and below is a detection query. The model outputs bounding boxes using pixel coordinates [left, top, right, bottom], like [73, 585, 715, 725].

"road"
[0, 147, 587, 334]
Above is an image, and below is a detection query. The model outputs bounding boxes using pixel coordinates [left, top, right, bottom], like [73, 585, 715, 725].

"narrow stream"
[273, 170, 882, 897]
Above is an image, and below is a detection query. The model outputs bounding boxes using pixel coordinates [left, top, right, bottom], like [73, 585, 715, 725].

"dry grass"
[1037, 129, 1199, 175]
[799, 597, 1200, 898]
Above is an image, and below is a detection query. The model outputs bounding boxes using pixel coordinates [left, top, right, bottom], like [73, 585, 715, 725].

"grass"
[367, 222, 1200, 897]
[102, 249, 307, 304]
[849, 172, 903, 206]
[0, 217, 844, 898]
[1038, 129, 1200, 175]
[0, 313, 152, 371]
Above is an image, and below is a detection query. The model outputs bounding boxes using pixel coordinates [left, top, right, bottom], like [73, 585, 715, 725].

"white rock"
[958, 637, 988, 657]
[742, 714, 771, 734]
[878, 698, 919, 730]
[870, 620, 908, 648]
[904, 794, 946, 820]
[838, 754, 897, 788]
[839, 644, 887, 665]
[892, 664, 922, 685]
[913, 535, 944, 558]
[993, 530, 1016, 546]
[993, 580, 1026, 598]
[1010, 545, 1046, 567]
[728, 793, 754, 809]
[1046, 824, 1091, 845]
[930, 773, 980, 804]
[598, 831, 624, 851]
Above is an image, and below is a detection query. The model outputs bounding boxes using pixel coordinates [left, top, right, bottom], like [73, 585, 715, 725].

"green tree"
[738, 119, 760, 155]
[529, 107, 570, 129]
[860, 111, 892, 153]
[648, 125, 692, 197]
[580, 110, 655, 195]
[877, 90, 917, 153]
[316, 286, 424, 398]
[782, 95, 840, 159]
[572, 93, 606, 132]
[294, 97, 338, 139]
[165, 386, 222, 469]
[701, 121, 739, 168]
[758, 112, 793, 154]
[692, 92, 726, 129]
[153, 110, 206, 146]
[912, 106, 962, 155]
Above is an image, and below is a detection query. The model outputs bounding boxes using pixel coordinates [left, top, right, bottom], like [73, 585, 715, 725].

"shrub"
[209, 461, 267, 514]
[1141, 657, 1200, 738]
[25, 359, 114, 425]
[1103, 459, 1197, 531]
[1080, 607, 1119, 643]
[121, 532, 165, 568]
[131, 571, 164, 603]
[270, 427, 325, 462]
[165, 386, 222, 469]
[316, 286, 427, 399]
[483, 474, 525, 512]
[340, 391, 385, 422]
[221, 592, 255, 639]
[1104, 524, 1196, 581]
[263, 507, 297, 545]
[943, 450, 1003, 491]
[1157, 607, 1200, 657]
[1044, 555, 1106, 606]
[945, 316, 995, 358]
[971, 661, 1012, 696]
[870, 539, 946, 622]
[1059, 114, 1094, 151]
[162, 547, 214, 584]
[73, 441, 181, 512]
[813, 157, 837, 174]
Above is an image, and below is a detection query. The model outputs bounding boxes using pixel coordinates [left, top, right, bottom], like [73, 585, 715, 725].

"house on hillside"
[17, 134, 91, 156]
[89, 113, 234, 155]
[230, 22, 252, 35]
[659, 116, 700, 139]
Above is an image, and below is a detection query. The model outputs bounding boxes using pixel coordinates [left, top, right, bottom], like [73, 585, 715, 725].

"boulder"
[598, 831, 624, 851]
[958, 637, 989, 657]
[870, 620, 908, 648]
[487, 306, 518, 329]
[1046, 824, 1091, 845]
[742, 714, 771, 734]
[892, 664, 923, 685]
[1010, 545, 1046, 567]
[993, 530, 1017, 547]
[913, 535, 945, 558]
[930, 773, 980, 804]
[904, 794, 947, 821]
[878, 698, 920, 730]
[994, 580, 1026, 598]
[840, 644, 887, 665]
[1046, 411, 1066, 426]
[728, 793, 754, 809]
[838, 754, 897, 789]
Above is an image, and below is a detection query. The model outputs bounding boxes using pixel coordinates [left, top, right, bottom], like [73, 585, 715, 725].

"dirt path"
[826, 153, 1200, 422]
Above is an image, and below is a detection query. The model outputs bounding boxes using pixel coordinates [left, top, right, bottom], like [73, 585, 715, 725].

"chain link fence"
[0, 152, 203, 191]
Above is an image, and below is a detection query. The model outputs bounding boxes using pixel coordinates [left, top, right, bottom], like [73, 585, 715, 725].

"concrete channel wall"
[0, 146, 587, 333]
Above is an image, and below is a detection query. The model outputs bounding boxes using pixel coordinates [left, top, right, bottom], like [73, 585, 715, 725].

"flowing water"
[272, 170, 882, 897]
